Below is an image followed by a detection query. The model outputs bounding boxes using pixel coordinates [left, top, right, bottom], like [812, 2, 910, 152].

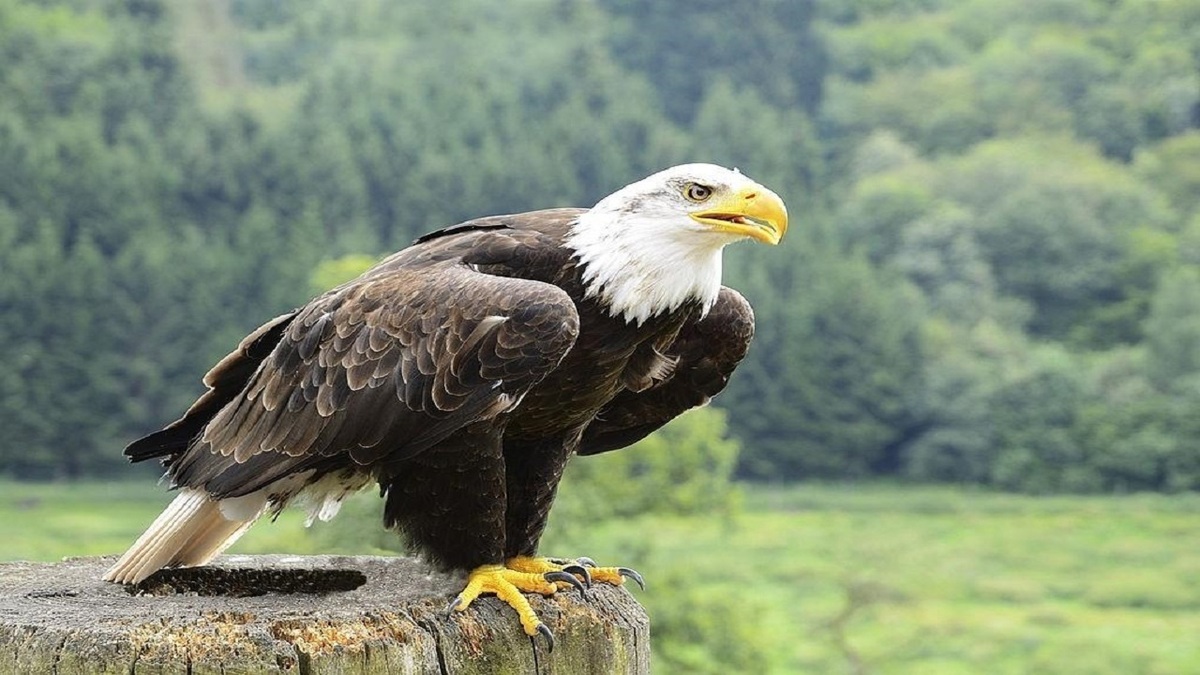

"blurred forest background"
[6, 0, 1200, 492]
[3, 0, 1200, 672]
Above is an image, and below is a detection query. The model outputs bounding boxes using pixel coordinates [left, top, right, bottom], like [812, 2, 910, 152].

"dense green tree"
[986, 350, 1088, 492]
[1134, 132, 1200, 221]
[599, 0, 826, 123]
[1144, 267, 1200, 392]
[549, 407, 743, 527]
[726, 242, 926, 480]
[899, 331, 998, 483]
[962, 144, 1173, 345]
[892, 205, 1003, 324]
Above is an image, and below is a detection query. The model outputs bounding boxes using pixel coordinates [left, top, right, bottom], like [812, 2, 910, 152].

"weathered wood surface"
[0, 555, 650, 674]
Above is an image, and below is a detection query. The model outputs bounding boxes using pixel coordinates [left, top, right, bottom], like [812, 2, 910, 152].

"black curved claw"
[536, 623, 555, 653]
[618, 567, 646, 591]
[561, 563, 593, 588]
[444, 595, 464, 616]
[576, 556, 598, 568]
[544, 570, 587, 598]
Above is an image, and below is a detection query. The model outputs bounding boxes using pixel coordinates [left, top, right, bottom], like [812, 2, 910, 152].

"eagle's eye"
[683, 182, 713, 202]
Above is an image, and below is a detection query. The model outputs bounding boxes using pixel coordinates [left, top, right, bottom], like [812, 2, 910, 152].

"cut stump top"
[0, 555, 649, 674]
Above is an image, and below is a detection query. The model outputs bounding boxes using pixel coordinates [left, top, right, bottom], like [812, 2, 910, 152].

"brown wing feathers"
[158, 254, 579, 499]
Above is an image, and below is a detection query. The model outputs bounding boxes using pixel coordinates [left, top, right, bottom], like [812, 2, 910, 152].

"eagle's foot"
[589, 564, 645, 590]
[508, 555, 593, 591]
[445, 563, 573, 647]
[550, 555, 646, 591]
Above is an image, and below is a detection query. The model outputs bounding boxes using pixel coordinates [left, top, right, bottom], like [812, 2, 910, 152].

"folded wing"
[140, 259, 580, 499]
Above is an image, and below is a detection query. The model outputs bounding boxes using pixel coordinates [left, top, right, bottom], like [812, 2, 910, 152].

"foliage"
[637, 564, 772, 674]
[3, 0, 1200, 493]
[541, 408, 763, 673]
[308, 254, 378, 295]
[549, 407, 743, 527]
[726, 245, 928, 480]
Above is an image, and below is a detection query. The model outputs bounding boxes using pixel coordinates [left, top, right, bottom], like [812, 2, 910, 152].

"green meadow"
[2, 481, 1197, 674]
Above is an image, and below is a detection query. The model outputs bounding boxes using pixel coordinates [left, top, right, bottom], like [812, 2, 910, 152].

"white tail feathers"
[103, 471, 370, 585]
[102, 488, 266, 585]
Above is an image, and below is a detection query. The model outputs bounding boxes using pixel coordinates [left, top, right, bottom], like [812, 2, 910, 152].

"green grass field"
[2, 481, 1197, 674]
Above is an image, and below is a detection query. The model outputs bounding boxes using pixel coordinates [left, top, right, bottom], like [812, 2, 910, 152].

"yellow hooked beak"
[689, 183, 788, 245]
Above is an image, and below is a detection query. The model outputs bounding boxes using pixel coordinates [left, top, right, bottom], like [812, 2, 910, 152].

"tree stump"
[0, 555, 650, 674]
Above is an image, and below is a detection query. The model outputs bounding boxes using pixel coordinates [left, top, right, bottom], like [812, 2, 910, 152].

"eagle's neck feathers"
[565, 207, 735, 326]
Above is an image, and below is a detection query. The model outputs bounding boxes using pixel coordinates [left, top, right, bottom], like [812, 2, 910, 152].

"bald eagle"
[104, 164, 787, 644]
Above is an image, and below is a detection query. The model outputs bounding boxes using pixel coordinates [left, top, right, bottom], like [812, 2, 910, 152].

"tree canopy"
[3, 0, 1200, 492]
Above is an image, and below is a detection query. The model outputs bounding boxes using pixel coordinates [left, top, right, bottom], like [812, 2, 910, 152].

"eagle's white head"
[566, 163, 788, 325]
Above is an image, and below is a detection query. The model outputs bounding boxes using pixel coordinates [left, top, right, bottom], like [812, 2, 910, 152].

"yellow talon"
[589, 566, 629, 586]
[446, 557, 642, 643]
[448, 564, 559, 637]
[510, 555, 645, 590]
